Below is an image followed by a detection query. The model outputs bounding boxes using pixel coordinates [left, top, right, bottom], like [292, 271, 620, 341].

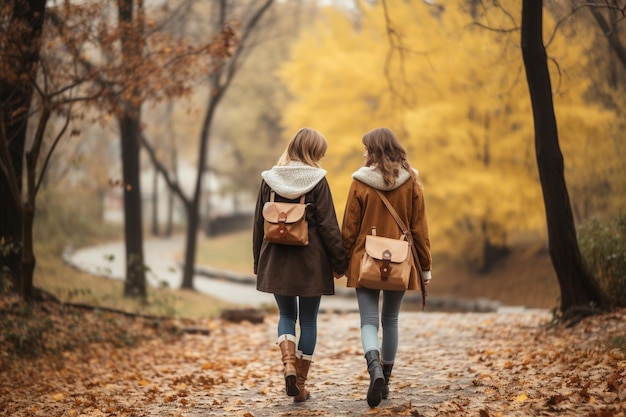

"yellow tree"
[279, 0, 618, 271]
[564, 0, 626, 220]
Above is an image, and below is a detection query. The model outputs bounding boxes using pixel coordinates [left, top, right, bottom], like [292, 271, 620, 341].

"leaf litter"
[1, 299, 624, 417]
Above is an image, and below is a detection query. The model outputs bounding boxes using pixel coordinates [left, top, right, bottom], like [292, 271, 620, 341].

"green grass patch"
[578, 214, 626, 308]
[195, 230, 254, 274]
[34, 250, 232, 319]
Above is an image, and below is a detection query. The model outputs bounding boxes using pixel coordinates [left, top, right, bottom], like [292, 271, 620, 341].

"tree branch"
[0, 112, 22, 208]
[586, 1, 626, 69]
[36, 107, 71, 194]
[139, 132, 189, 205]
[218, 0, 274, 93]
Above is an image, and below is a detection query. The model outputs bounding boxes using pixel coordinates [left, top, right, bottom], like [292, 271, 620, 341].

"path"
[7, 239, 624, 416]
[5, 305, 623, 417]
[64, 236, 509, 313]
[64, 236, 359, 312]
[5, 309, 586, 417]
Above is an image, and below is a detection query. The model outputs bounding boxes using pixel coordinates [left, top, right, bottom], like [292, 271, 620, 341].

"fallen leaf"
[514, 392, 527, 402]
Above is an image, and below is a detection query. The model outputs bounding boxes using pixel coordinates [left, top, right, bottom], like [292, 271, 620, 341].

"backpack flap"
[364, 235, 409, 263]
[262, 201, 307, 224]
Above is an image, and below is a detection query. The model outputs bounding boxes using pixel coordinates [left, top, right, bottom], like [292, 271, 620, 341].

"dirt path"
[3, 309, 625, 417]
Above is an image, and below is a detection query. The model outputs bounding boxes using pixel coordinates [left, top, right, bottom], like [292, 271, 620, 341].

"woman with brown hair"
[341, 127, 432, 407]
[253, 127, 347, 403]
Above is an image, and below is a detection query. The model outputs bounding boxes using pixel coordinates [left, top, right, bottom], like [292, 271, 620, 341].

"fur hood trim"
[351, 166, 415, 191]
[261, 161, 327, 199]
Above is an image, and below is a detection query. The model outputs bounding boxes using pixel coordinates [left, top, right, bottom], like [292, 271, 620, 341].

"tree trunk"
[151, 164, 159, 236]
[118, 0, 146, 298]
[0, 0, 46, 293]
[520, 0, 609, 318]
[165, 103, 176, 238]
[119, 112, 146, 297]
[20, 106, 51, 300]
[180, 81, 222, 289]
[165, 147, 176, 237]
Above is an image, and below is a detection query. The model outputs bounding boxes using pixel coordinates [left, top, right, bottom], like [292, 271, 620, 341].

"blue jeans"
[356, 287, 405, 364]
[274, 295, 321, 356]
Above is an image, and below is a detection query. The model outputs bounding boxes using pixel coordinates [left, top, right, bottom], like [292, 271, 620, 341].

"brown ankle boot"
[278, 335, 299, 397]
[294, 352, 311, 403]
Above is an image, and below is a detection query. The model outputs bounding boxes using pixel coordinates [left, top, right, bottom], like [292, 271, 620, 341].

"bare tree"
[0, 0, 238, 301]
[141, 0, 275, 289]
[520, 0, 610, 323]
[47, 0, 234, 297]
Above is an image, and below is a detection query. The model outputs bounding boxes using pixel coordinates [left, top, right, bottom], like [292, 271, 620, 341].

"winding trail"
[64, 236, 357, 312]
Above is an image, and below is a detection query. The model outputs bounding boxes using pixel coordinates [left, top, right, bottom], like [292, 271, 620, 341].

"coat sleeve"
[341, 180, 362, 261]
[252, 181, 267, 275]
[312, 179, 348, 275]
[410, 179, 432, 272]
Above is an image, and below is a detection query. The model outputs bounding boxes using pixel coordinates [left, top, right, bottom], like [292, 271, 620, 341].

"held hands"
[333, 272, 344, 279]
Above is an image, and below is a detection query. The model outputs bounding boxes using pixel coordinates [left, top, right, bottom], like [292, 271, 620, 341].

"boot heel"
[294, 353, 312, 402]
[286, 374, 298, 396]
[278, 335, 300, 397]
[381, 363, 394, 399]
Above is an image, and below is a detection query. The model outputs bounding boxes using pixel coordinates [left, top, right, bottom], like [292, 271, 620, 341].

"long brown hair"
[362, 127, 413, 187]
[277, 127, 328, 167]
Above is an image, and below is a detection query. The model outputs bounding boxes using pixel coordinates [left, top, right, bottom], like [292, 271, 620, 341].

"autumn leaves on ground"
[1, 291, 625, 417]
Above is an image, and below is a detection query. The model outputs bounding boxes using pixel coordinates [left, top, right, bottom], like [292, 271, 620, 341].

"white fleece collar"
[351, 166, 414, 191]
[261, 161, 327, 199]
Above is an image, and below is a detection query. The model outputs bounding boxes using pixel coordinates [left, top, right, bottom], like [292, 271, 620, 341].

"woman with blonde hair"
[341, 127, 432, 407]
[253, 127, 347, 403]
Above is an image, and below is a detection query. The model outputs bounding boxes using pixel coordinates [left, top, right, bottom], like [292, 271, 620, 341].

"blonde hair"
[277, 127, 328, 167]
[362, 127, 415, 187]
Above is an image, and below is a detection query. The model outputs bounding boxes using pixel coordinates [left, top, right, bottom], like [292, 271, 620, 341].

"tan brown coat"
[341, 177, 431, 290]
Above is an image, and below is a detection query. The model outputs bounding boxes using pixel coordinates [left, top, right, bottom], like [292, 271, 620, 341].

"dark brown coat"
[253, 179, 347, 296]
[341, 177, 431, 290]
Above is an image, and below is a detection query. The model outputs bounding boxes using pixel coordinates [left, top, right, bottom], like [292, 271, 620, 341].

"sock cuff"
[277, 334, 296, 344]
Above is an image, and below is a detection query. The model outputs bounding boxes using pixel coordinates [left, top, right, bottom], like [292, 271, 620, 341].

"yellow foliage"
[278, 1, 622, 262]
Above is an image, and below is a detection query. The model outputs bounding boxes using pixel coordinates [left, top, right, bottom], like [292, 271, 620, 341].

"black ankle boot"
[364, 350, 384, 407]
[381, 363, 394, 399]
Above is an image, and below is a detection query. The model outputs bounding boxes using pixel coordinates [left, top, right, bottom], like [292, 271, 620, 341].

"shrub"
[578, 214, 626, 308]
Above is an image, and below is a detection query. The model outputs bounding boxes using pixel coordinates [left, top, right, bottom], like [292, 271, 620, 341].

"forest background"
[2, 0, 626, 313]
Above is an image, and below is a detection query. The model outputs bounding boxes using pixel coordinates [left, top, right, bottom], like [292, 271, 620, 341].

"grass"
[194, 231, 254, 274]
[3, 228, 239, 362]
[194, 230, 561, 309]
[32, 224, 560, 319]
[194, 231, 354, 291]
[34, 238, 235, 319]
